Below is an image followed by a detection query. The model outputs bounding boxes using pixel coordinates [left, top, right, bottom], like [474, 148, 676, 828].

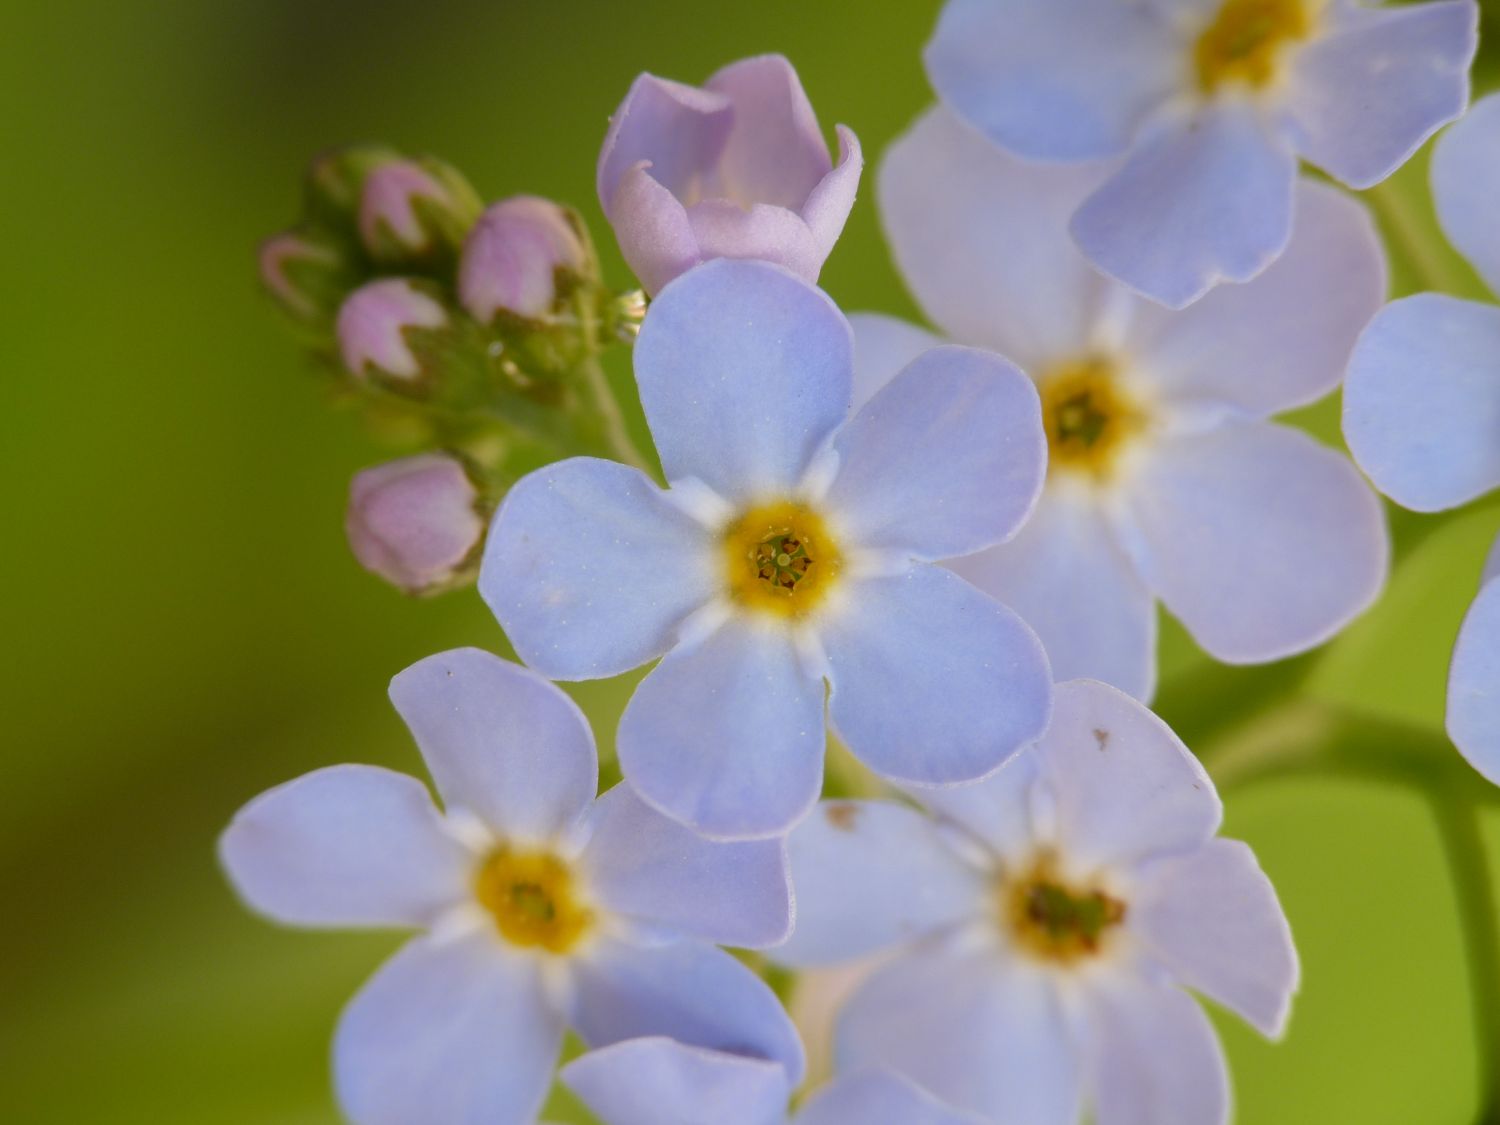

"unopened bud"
[458, 196, 593, 323]
[336, 278, 448, 381]
[258, 228, 349, 323]
[345, 453, 488, 595]
[359, 158, 482, 263]
[302, 144, 402, 231]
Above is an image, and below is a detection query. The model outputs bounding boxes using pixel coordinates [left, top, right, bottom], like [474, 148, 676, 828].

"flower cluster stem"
[1432, 794, 1500, 1125]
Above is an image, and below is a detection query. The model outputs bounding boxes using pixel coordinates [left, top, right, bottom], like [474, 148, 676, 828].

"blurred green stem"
[571, 292, 652, 474]
[576, 352, 651, 473]
[1200, 698, 1500, 1121]
[1434, 795, 1500, 1125]
[1365, 176, 1471, 297]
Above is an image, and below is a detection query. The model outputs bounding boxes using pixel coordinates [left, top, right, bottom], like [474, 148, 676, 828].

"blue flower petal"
[1124, 180, 1386, 418]
[481, 458, 715, 680]
[1289, 0, 1476, 190]
[388, 648, 598, 842]
[836, 951, 1081, 1125]
[826, 346, 1044, 561]
[796, 1070, 988, 1125]
[1035, 680, 1220, 871]
[906, 748, 1042, 865]
[952, 489, 1157, 702]
[335, 933, 562, 1125]
[571, 939, 805, 1084]
[219, 765, 469, 930]
[1080, 976, 1228, 1125]
[1130, 421, 1388, 663]
[1345, 295, 1500, 512]
[1134, 839, 1299, 1039]
[924, 0, 1176, 161]
[877, 105, 1111, 370]
[617, 623, 825, 840]
[562, 1038, 789, 1125]
[1070, 104, 1296, 309]
[1448, 573, 1500, 785]
[847, 313, 940, 412]
[771, 799, 983, 968]
[824, 568, 1051, 785]
[582, 783, 793, 949]
[634, 259, 852, 500]
[1434, 92, 1500, 296]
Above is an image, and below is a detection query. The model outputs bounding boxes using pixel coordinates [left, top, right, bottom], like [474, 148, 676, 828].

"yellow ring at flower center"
[721, 500, 843, 619]
[473, 846, 593, 954]
[1038, 356, 1145, 482]
[1001, 853, 1127, 965]
[1195, 0, 1315, 94]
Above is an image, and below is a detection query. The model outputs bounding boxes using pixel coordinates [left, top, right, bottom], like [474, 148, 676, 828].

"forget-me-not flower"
[219, 648, 800, 1125]
[598, 55, 862, 296]
[860, 106, 1389, 700]
[1344, 93, 1500, 784]
[482, 258, 1052, 840]
[925, 0, 1477, 307]
[770, 679, 1299, 1125]
[562, 1037, 986, 1125]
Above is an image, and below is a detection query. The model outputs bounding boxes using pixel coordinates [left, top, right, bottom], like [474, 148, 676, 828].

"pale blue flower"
[219, 648, 799, 1125]
[926, 0, 1477, 307]
[1449, 535, 1500, 785]
[771, 679, 1299, 1125]
[862, 106, 1389, 701]
[562, 1037, 985, 1125]
[482, 259, 1052, 839]
[1343, 94, 1500, 784]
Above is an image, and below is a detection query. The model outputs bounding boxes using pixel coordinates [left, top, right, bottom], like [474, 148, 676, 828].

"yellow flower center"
[1002, 854, 1127, 965]
[1038, 357, 1144, 481]
[1195, 0, 1315, 94]
[473, 846, 593, 954]
[721, 500, 843, 619]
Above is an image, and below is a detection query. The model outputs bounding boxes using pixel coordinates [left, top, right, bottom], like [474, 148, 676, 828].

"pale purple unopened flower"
[258, 229, 341, 320]
[346, 454, 487, 595]
[220, 649, 799, 1125]
[335, 278, 447, 381]
[563, 1037, 986, 1125]
[358, 159, 456, 261]
[597, 54, 862, 295]
[459, 196, 590, 323]
[772, 679, 1299, 1125]
[926, 0, 1478, 307]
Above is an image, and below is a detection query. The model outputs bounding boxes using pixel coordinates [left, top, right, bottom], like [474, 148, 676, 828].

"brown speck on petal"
[1093, 728, 1109, 750]
[825, 802, 860, 831]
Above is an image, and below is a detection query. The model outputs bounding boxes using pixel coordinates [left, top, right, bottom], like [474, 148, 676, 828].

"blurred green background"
[6, 1, 1500, 1121]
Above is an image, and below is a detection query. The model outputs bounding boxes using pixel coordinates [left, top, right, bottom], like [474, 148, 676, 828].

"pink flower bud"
[597, 54, 863, 295]
[345, 454, 486, 594]
[303, 144, 402, 226]
[359, 160, 473, 261]
[458, 196, 591, 322]
[335, 279, 447, 381]
[258, 230, 342, 321]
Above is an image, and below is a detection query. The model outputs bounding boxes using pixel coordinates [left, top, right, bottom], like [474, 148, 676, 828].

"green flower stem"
[570, 290, 653, 475]
[1201, 702, 1500, 807]
[1433, 793, 1500, 1125]
[1152, 651, 1320, 755]
[576, 352, 652, 474]
[1200, 699, 1500, 1122]
[1364, 175, 1476, 298]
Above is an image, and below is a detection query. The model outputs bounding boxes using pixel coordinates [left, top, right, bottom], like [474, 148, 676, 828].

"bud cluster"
[259, 146, 645, 594]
